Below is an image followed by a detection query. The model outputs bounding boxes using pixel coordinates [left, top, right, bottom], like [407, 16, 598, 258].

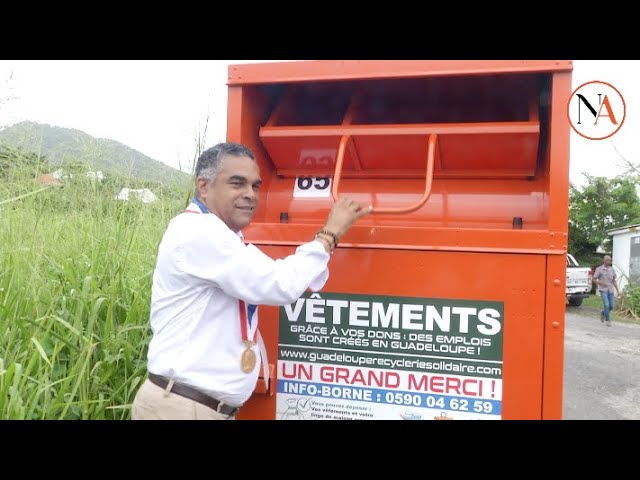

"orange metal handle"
[331, 134, 437, 214]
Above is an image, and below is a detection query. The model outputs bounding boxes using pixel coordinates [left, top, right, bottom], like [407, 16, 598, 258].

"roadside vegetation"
[0, 149, 191, 419]
[578, 293, 640, 325]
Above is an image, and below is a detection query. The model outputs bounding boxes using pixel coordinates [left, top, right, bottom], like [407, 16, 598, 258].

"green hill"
[0, 121, 192, 187]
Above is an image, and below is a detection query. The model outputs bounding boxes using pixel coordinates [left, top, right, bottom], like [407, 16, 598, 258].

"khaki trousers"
[131, 378, 235, 420]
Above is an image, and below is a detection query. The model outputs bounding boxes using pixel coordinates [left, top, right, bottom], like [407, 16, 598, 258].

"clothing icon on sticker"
[280, 397, 311, 420]
[433, 412, 453, 420]
[399, 411, 422, 420]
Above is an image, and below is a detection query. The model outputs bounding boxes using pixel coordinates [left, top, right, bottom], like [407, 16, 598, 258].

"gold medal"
[241, 341, 257, 373]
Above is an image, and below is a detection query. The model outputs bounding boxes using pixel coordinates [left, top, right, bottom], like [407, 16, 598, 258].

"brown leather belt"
[147, 373, 240, 417]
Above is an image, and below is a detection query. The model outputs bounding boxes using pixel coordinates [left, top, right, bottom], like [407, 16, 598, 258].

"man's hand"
[322, 196, 373, 239]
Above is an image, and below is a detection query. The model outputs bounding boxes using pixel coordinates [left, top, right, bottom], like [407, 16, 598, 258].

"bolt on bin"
[225, 60, 573, 420]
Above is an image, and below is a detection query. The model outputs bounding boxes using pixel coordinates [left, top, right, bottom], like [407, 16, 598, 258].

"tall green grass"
[0, 173, 190, 419]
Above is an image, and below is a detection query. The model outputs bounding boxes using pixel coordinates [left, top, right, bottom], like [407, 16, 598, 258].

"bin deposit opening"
[258, 74, 550, 180]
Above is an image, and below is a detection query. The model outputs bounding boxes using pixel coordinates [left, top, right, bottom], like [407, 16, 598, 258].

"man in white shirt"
[131, 142, 371, 419]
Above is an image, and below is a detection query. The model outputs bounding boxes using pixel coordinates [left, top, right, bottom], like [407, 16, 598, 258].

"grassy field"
[0, 176, 189, 419]
[581, 293, 603, 311]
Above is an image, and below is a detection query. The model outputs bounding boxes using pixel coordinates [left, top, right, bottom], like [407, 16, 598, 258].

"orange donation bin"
[227, 60, 573, 420]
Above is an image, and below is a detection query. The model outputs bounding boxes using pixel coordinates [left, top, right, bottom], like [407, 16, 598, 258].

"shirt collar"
[187, 197, 244, 242]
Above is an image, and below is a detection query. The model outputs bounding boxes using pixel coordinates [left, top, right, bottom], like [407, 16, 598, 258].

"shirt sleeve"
[177, 226, 330, 306]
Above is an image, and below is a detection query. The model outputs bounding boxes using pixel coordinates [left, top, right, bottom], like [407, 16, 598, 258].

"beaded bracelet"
[317, 229, 339, 248]
[314, 233, 335, 254]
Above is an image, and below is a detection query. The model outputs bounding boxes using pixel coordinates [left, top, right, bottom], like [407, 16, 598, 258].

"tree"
[569, 174, 640, 261]
[0, 145, 48, 180]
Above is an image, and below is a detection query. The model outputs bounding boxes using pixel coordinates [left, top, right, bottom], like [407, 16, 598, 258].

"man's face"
[604, 256, 612, 266]
[198, 155, 262, 232]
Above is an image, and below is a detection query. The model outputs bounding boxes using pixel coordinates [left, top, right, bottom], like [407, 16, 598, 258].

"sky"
[0, 60, 637, 185]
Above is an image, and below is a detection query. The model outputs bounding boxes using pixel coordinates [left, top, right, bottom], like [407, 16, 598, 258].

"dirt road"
[563, 306, 640, 419]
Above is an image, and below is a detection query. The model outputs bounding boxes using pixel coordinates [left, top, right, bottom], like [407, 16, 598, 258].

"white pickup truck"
[566, 253, 593, 306]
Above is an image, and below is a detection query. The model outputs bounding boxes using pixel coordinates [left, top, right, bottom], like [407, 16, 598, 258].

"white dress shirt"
[146, 202, 330, 406]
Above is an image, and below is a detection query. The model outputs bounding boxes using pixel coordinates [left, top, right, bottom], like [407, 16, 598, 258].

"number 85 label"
[293, 176, 332, 198]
